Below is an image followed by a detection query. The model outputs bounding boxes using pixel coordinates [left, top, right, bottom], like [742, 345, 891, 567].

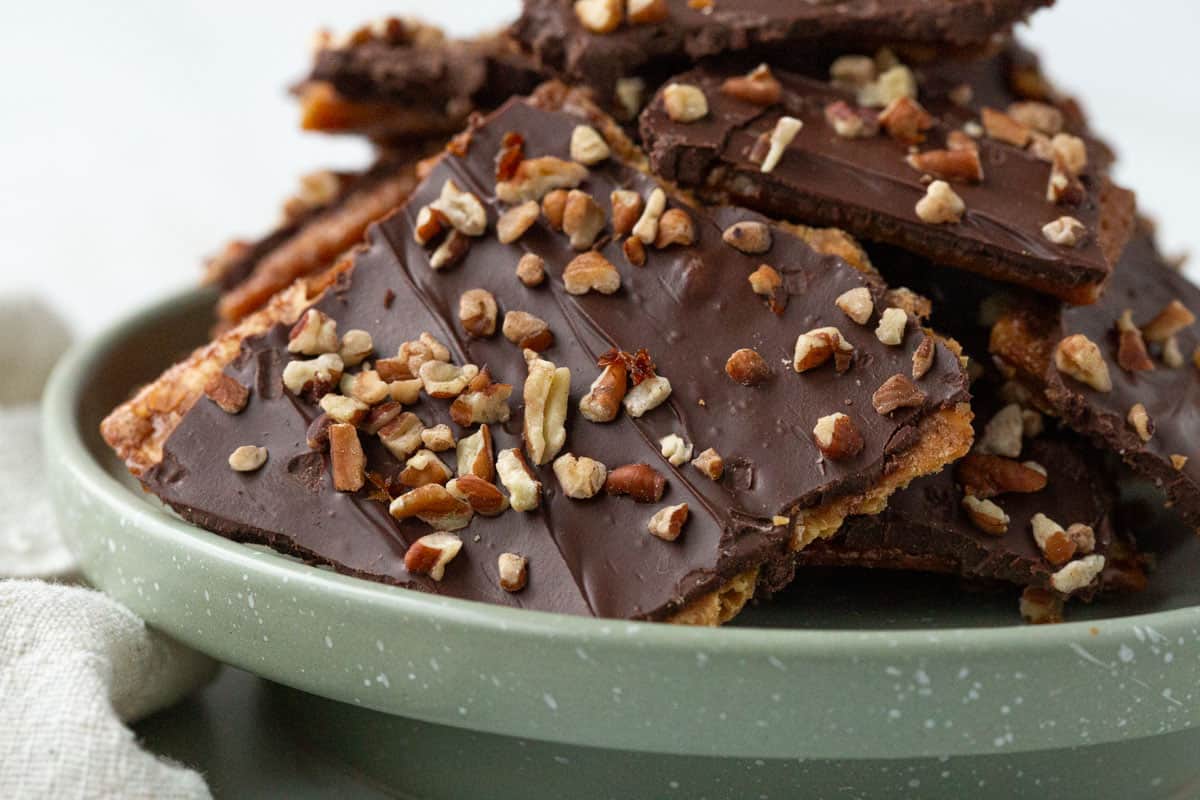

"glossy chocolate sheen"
[512, 0, 1050, 98]
[640, 65, 1122, 302]
[1035, 233, 1200, 528]
[800, 427, 1113, 599]
[143, 98, 969, 620]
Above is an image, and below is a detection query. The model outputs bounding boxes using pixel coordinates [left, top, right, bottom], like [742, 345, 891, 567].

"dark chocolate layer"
[143, 97, 969, 620]
[513, 0, 1050, 99]
[800, 422, 1114, 599]
[640, 64, 1133, 303]
[998, 232, 1200, 529]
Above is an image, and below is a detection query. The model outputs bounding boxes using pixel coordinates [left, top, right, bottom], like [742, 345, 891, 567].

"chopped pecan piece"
[1041, 216, 1087, 247]
[659, 433, 694, 466]
[496, 448, 542, 511]
[204, 373, 249, 414]
[496, 201, 541, 244]
[961, 495, 1009, 536]
[906, 149, 983, 183]
[562, 189, 607, 250]
[813, 413, 864, 460]
[542, 189, 568, 230]
[610, 189, 643, 235]
[329, 423, 365, 492]
[871, 374, 925, 415]
[1127, 403, 1154, 442]
[605, 463, 666, 502]
[1116, 310, 1154, 372]
[378, 412, 425, 460]
[1007, 101, 1063, 135]
[429, 230, 470, 270]
[431, 179, 487, 237]
[1049, 554, 1106, 595]
[975, 403, 1024, 458]
[647, 503, 689, 541]
[835, 287, 874, 325]
[574, 0, 622, 33]
[1141, 300, 1196, 343]
[338, 329, 374, 367]
[654, 208, 695, 249]
[912, 335, 936, 380]
[449, 370, 513, 427]
[494, 131, 525, 182]
[725, 348, 771, 386]
[623, 374, 671, 418]
[1055, 334, 1112, 392]
[552, 454, 608, 499]
[981, 107, 1030, 147]
[722, 221, 772, 254]
[447, 475, 509, 517]
[288, 309, 339, 356]
[456, 425, 495, 481]
[497, 552, 528, 592]
[421, 424, 456, 452]
[623, 236, 647, 266]
[878, 96, 932, 144]
[319, 393, 369, 425]
[282, 353, 344, 399]
[632, 188, 666, 244]
[874, 307, 908, 346]
[1019, 587, 1063, 625]
[502, 311, 554, 352]
[496, 157, 588, 204]
[580, 360, 627, 423]
[760, 116, 802, 173]
[516, 253, 546, 287]
[392, 487, 473, 533]
[662, 83, 709, 123]
[915, 180, 965, 224]
[523, 351, 571, 465]
[563, 252, 622, 295]
[419, 361, 479, 399]
[627, 0, 668, 24]
[228, 445, 267, 473]
[956, 454, 1048, 499]
[402, 531, 465, 579]
[823, 100, 878, 139]
[570, 124, 611, 165]
[721, 63, 781, 106]
[793, 327, 853, 373]
[691, 448, 724, 481]
[399, 449, 453, 488]
[458, 289, 498, 338]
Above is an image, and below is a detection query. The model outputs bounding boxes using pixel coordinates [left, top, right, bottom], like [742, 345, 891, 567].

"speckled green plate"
[44, 289, 1200, 798]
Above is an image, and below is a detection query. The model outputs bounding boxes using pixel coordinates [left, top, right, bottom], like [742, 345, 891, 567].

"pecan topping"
[1055, 334, 1112, 392]
[793, 327, 853, 373]
[748, 264, 785, 312]
[338, 329, 374, 367]
[906, 149, 984, 183]
[654, 208, 696, 249]
[813, 413, 864, 460]
[569, 124, 611, 165]
[721, 63, 781, 106]
[282, 353, 344, 399]
[378, 413, 425, 461]
[456, 425, 495, 482]
[647, 503, 689, 541]
[458, 288, 498, 338]
[579, 361, 627, 423]
[659, 433, 694, 466]
[497, 552, 528, 592]
[574, 0, 622, 33]
[878, 96, 932, 144]
[542, 189, 568, 230]
[1007, 102, 1063, 135]
[319, 393, 369, 425]
[496, 448, 542, 512]
[1041, 216, 1087, 247]
[421, 424, 456, 452]
[981, 107, 1030, 148]
[723, 221, 772, 254]
[413, 205, 447, 246]
[398, 449, 453, 488]
[494, 131, 525, 182]
[419, 360, 479, 399]
[288, 309, 339, 356]
[562, 189, 607, 250]
[431, 179, 487, 237]
[1049, 555, 1106, 595]
[871, 374, 926, 415]
[553, 454, 608, 499]
[628, 0, 668, 24]
[915, 180, 965, 224]
[623, 236, 647, 267]
[823, 100, 878, 139]
[228, 445, 267, 473]
[1116, 310, 1154, 372]
[1127, 403, 1154, 443]
[835, 287, 874, 325]
[759, 116, 802, 174]
[975, 403, 1024, 458]
[874, 307, 908, 346]
[449, 370, 512, 427]
[610, 189, 643, 235]
[496, 201, 541, 244]
[623, 375, 672, 418]
[691, 448, 724, 481]
[522, 351, 571, 465]
[961, 495, 1009, 536]
[604, 464, 666, 503]
[496, 157, 588, 204]
[632, 188, 666, 244]
[562, 251, 622, 295]
[392, 486, 473, 533]
[662, 83, 709, 123]
[322, 423, 363, 492]
[204, 373, 249, 414]
[1019, 587, 1064, 625]
[956, 454, 1048, 500]
[725, 348, 771, 386]
[446, 475, 509, 517]
[516, 253, 546, 287]
[429, 230, 470, 270]
[403, 531, 465, 579]
[502, 311, 554, 352]
[1141, 299, 1196, 343]
[911, 335, 936, 380]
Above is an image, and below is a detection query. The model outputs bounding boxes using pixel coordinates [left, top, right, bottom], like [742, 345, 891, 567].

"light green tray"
[45, 289, 1200, 798]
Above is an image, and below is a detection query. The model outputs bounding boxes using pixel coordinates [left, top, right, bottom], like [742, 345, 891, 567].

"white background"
[2, 1, 1197, 336]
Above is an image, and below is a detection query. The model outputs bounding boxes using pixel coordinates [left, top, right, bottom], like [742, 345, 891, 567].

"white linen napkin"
[0, 296, 215, 799]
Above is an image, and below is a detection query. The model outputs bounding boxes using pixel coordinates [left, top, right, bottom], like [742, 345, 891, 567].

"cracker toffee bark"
[297, 19, 543, 143]
[799, 400, 1147, 623]
[640, 58, 1135, 303]
[106, 88, 972, 623]
[991, 229, 1200, 529]
[512, 0, 1050, 103]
